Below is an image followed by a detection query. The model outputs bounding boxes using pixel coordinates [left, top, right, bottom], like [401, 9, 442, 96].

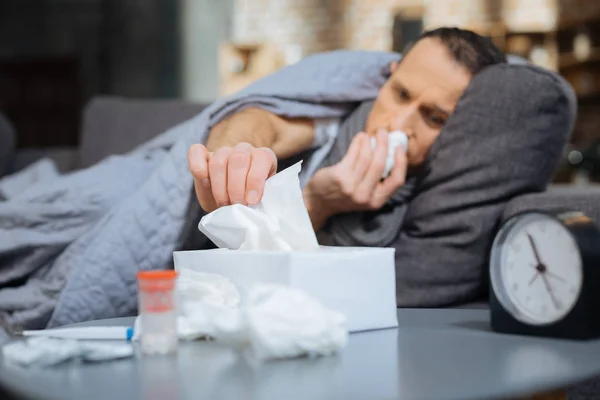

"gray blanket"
[0, 50, 399, 331]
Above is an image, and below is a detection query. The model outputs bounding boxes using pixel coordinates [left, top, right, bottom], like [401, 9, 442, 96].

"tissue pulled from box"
[2, 337, 133, 367]
[135, 270, 348, 360]
[198, 161, 319, 251]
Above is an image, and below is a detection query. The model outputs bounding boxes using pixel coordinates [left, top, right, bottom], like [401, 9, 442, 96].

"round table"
[1, 309, 600, 400]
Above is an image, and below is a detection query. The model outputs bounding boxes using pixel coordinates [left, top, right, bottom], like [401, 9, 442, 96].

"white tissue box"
[172, 246, 398, 333]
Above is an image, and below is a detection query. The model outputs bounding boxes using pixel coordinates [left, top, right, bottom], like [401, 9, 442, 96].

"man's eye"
[429, 115, 445, 125]
[425, 114, 446, 127]
[399, 89, 410, 100]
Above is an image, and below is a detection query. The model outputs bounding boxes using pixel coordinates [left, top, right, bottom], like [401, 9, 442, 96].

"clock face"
[491, 213, 584, 326]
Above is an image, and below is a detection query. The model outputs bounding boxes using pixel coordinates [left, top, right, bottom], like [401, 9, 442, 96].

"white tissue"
[245, 284, 348, 360]
[177, 269, 240, 311]
[198, 161, 319, 251]
[176, 270, 242, 341]
[134, 273, 348, 361]
[370, 130, 408, 178]
[2, 337, 133, 367]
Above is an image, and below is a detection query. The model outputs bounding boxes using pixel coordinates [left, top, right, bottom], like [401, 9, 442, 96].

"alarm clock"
[489, 210, 600, 340]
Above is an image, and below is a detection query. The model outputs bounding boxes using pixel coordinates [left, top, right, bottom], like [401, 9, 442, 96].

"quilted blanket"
[0, 50, 399, 333]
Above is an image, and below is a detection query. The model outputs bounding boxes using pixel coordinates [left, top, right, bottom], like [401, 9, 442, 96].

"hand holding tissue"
[198, 162, 319, 251]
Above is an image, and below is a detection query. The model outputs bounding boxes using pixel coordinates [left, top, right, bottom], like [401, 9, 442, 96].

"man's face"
[366, 38, 472, 166]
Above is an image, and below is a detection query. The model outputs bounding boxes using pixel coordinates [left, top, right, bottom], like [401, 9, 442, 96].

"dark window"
[392, 16, 423, 53]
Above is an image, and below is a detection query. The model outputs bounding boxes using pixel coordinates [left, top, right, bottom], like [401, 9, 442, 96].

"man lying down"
[187, 27, 572, 307]
[0, 27, 573, 333]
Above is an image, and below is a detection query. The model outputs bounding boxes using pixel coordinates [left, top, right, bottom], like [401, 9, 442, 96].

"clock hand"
[545, 270, 567, 283]
[527, 234, 543, 265]
[528, 272, 540, 286]
[540, 273, 560, 310]
[528, 263, 566, 283]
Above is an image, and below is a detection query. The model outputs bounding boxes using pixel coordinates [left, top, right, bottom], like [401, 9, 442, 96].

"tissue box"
[172, 246, 398, 333]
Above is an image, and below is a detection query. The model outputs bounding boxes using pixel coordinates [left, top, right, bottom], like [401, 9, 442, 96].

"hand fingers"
[357, 130, 388, 199]
[227, 143, 254, 205]
[340, 132, 366, 168]
[352, 133, 373, 181]
[372, 146, 407, 207]
[209, 146, 234, 207]
[188, 144, 210, 184]
[188, 144, 217, 212]
[246, 147, 278, 204]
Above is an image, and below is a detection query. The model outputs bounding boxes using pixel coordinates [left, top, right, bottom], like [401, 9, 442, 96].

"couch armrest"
[503, 185, 600, 223]
[78, 96, 208, 168]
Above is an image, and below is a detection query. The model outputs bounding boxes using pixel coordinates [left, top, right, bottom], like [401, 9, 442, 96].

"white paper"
[198, 162, 319, 251]
[370, 130, 408, 178]
[2, 337, 134, 367]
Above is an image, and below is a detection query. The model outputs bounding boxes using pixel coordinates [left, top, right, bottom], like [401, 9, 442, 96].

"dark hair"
[405, 27, 507, 74]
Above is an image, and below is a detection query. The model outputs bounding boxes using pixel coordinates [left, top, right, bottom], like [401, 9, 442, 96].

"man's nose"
[390, 104, 418, 136]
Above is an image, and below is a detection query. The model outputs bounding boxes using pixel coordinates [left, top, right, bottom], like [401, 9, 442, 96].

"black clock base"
[489, 210, 600, 341]
[490, 293, 600, 340]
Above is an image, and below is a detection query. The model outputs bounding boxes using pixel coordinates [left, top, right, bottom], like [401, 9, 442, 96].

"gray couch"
[0, 97, 208, 178]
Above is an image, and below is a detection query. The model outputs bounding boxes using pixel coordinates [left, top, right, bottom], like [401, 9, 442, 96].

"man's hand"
[187, 107, 314, 213]
[303, 130, 407, 231]
[188, 142, 277, 213]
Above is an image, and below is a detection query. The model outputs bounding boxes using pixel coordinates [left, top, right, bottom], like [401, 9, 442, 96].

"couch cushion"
[504, 185, 600, 224]
[78, 97, 207, 168]
[393, 63, 576, 307]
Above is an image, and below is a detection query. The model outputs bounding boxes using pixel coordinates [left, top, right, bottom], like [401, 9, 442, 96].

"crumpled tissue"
[370, 130, 408, 178]
[244, 284, 347, 360]
[134, 270, 348, 361]
[198, 161, 319, 251]
[2, 337, 133, 367]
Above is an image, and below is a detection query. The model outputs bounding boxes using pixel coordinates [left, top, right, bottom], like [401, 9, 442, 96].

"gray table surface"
[1, 309, 600, 400]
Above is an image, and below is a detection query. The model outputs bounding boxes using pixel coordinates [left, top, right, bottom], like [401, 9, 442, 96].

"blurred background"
[0, 0, 599, 182]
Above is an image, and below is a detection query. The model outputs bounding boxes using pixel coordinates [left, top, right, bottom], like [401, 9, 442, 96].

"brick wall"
[231, 0, 505, 54]
[232, 0, 346, 55]
[232, 0, 425, 54]
[423, 0, 492, 32]
[230, 0, 578, 54]
[344, 0, 419, 51]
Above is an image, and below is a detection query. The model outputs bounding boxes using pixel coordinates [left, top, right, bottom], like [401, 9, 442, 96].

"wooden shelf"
[557, 11, 600, 32]
[559, 48, 600, 69]
[501, 11, 600, 35]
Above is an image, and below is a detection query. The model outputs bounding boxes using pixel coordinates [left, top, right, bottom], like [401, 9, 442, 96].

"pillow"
[394, 63, 576, 307]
